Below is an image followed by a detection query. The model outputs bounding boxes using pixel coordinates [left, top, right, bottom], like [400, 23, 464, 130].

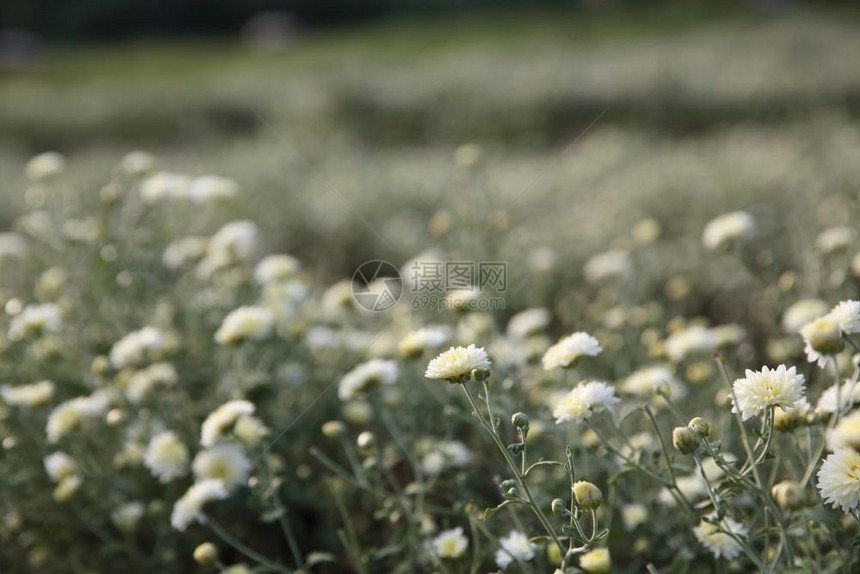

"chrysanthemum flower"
[731, 365, 805, 420]
[46, 391, 110, 443]
[664, 325, 716, 363]
[816, 381, 860, 414]
[26, 152, 65, 183]
[425, 345, 490, 382]
[8, 303, 62, 341]
[420, 440, 472, 475]
[144, 431, 189, 483]
[44, 452, 77, 482]
[398, 326, 452, 358]
[828, 411, 860, 451]
[782, 299, 828, 333]
[140, 172, 191, 202]
[254, 254, 302, 284]
[830, 300, 860, 334]
[192, 444, 251, 489]
[109, 326, 165, 369]
[171, 479, 230, 531]
[579, 547, 611, 574]
[621, 365, 685, 399]
[338, 359, 399, 400]
[541, 332, 602, 370]
[494, 531, 536, 570]
[817, 448, 860, 513]
[1, 380, 55, 407]
[201, 400, 256, 447]
[111, 501, 145, 533]
[430, 526, 468, 559]
[693, 516, 748, 559]
[214, 306, 275, 345]
[126, 362, 178, 403]
[163, 236, 209, 269]
[189, 175, 238, 203]
[584, 250, 631, 284]
[702, 211, 755, 250]
[506, 308, 551, 339]
[816, 226, 854, 255]
[552, 381, 620, 424]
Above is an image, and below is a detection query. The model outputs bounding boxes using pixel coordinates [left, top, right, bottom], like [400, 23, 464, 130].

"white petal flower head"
[552, 381, 620, 424]
[109, 326, 165, 369]
[694, 516, 748, 559]
[782, 299, 828, 333]
[579, 547, 611, 574]
[731, 365, 805, 420]
[8, 303, 63, 341]
[1, 380, 55, 407]
[541, 332, 602, 370]
[494, 531, 536, 570]
[44, 451, 77, 482]
[800, 315, 842, 367]
[46, 391, 110, 443]
[816, 226, 855, 255]
[144, 431, 189, 483]
[170, 479, 230, 531]
[26, 151, 65, 183]
[338, 359, 399, 400]
[583, 250, 632, 284]
[830, 300, 860, 334]
[214, 306, 275, 345]
[192, 444, 251, 489]
[818, 448, 860, 513]
[425, 345, 491, 382]
[664, 325, 716, 363]
[816, 381, 860, 414]
[506, 308, 551, 339]
[189, 175, 238, 203]
[702, 211, 755, 250]
[399, 325, 452, 358]
[621, 365, 686, 399]
[828, 411, 860, 451]
[140, 172, 191, 202]
[201, 400, 256, 447]
[431, 526, 468, 559]
[254, 254, 302, 284]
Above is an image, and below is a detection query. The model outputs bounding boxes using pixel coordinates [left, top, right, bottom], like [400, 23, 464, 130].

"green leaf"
[482, 499, 524, 520]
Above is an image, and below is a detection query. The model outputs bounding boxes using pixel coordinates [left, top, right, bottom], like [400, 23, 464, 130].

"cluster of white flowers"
[109, 326, 166, 369]
[46, 391, 110, 443]
[8, 303, 62, 341]
[196, 220, 258, 278]
[125, 362, 179, 403]
[552, 381, 620, 424]
[1, 380, 55, 407]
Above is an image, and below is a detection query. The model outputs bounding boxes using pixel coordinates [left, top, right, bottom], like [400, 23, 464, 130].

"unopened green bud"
[551, 498, 567, 516]
[672, 426, 698, 454]
[193, 542, 218, 566]
[511, 412, 529, 430]
[572, 481, 602, 510]
[472, 367, 491, 382]
[500, 479, 517, 492]
[688, 417, 710, 438]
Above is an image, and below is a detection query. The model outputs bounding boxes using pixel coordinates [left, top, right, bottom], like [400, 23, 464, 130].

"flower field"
[2, 5, 860, 573]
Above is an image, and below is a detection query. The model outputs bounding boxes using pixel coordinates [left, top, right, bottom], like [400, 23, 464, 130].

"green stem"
[207, 518, 290, 573]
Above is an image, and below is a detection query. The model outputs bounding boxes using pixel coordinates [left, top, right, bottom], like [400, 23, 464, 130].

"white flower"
[579, 548, 611, 573]
[430, 526, 468, 559]
[215, 306, 275, 345]
[541, 332, 602, 370]
[830, 300, 860, 334]
[112, 502, 145, 532]
[338, 359, 399, 400]
[232, 415, 270, 447]
[119, 151, 155, 176]
[126, 362, 178, 403]
[816, 381, 860, 414]
[621, 365, 685, 399]
[0, 232, 28, 262]
[693, 516, 748, 559]
[506, 308, 551, 339]
[109, 327, 165, 369]
[189, 175, 238, 203]
[801, 315, 842, 367]
[702, 211, 755, 250]
[421, 441, 472, 475]
[664, 326, 716, 363]
[425, 345, 491, 381]
[494, 531, 536, 569]
[816, 226, 854, 255]
[171, 479, 230, 531]
[201, 400, 256, 447]
[192, 444, 251, 489]
[140, 171, 191, 202]
[731, 365, 805, 420]
[254, 254, 301, 284]
[445, 288, 482, 311]
[8, 303, 62, 341]
[552, 381, 620, 424]
[197, 221, 258, 277]
[818, 448, 860, 513]
[583, 250, 632, 284]
[46, 392, 110, 443]
[712, 324, 746, 348]
[44, 452, 77, 482]
[828, 411, 860, 451]
[163, 236, 209, 269]
[782, 299, 828, 333]
[622, 503, 648, 530]
[144, 431, 189, 483]
[1, 380, 55, 407]
[398, 326, 452, 358]
[26, 152, 65, 182]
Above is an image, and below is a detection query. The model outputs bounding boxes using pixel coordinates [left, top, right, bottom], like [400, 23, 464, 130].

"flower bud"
[771, 481, 805, 511]
[511, 412, 529, 430]
[551, 498, 567, 516]
[193, 542, 219, 566]
[321, 420, 346, 438]
[572, 480, 602, 510]
[672, 426, 698, 454]
[687, 417, 710, 438]
[579, 547, 611, 574]
[356, 431, 376, 453]
[472, 367, 491, 381]
[801, 316, 844, 356]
